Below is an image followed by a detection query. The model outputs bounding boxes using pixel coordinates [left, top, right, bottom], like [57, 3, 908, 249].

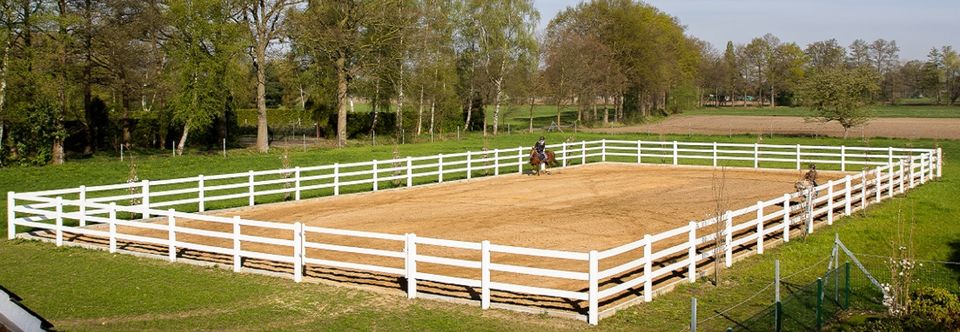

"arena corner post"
[688, 221, 697, 282]
[481, 240, 490, 309]
[55, 196, 63, 247]
[198, 175, 206, 211]
[141, 180, 150, 219]
[167, 209, 176, 262]
[293, 222, 304, 283]
[406, 233, 418, 299]
[79, 185, 87, 227]
[6, 192, 14, 240]
[588, 250, 599, 325]
[643, 234, 653, 302]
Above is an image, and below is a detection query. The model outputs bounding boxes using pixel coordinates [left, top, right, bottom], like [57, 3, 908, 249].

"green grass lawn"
[1, 133, 957, 331]
[683, 105, 960, 118]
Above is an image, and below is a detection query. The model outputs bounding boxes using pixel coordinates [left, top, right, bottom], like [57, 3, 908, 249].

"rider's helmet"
[810, 164, 817, 170]
[539, 136, 545, 140]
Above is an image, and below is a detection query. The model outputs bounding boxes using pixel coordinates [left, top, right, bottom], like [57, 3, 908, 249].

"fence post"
[776, 260, 782, 332]
[816, 277, 824, 330]
[754, 143, 759, 169]
[233, 216, 241, 272]
[844, 176, 852, 216]
[248, 171, 255, 206]
[437, 156, 443, 183]
[518, 147, 523, 174]
[644, 234, 653, 302]
[725, 211, 733, 267]
[712, 142, 718, 167]
[796, 144, 801, 170]
[581, 141, 587, 165]
[875, 167, 882, 203]
[368, 161, 377, 191]
[406, 156, 413, 187]
[898, 160, 905, 194]
[688, 221, 697, 283]
[494, 149, 500, 175]
[196, 175, 205, 212]
[927, 152, 935, 182]
[294, 168, 301, 200]
[909, 158, 916, 189]
[888, 147, 894, 167]
[844, 262, 851, 309]
[141, 180, 150, 219]
[888, 164, 895, 198]
[861, 171, 868, 209]
[406, 233, 418, 299]
[6, 192, 14, 240]
[561, 143, 567, 167]
[782, 194, 790, 243]
[637, 140, 642, 164]
[55, 196, 63, 247]
[108, 203, 117, 253]
[937, 147, 943, 178]
[806, 190, 814, 234]
[333, 163, 340, 195]
[840, 145, 846, 172]
[920, 154, 926, 184]
[467, 153, 472, 179]
[481, 240, 491, 309]
[78, 186, 87, 227]
[827, 180, 834, 225]
[750, 202, 762, 256]
[166, 209, 176, 262]
[691, 297, 698, 332]
[293, 222, 303, 283]
[588, 250, 599, 325]
[673, 141, 679, 166]
[602, 139, 607, 162]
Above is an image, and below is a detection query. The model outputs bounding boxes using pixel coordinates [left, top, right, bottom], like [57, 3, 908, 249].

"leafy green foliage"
[798, 66, 881, 137]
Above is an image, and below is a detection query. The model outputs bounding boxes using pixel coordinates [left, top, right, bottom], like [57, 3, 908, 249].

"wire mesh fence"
[727, 263, 849, 332]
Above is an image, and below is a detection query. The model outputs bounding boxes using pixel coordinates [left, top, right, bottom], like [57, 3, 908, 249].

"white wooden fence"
[6, 140, 942, 325]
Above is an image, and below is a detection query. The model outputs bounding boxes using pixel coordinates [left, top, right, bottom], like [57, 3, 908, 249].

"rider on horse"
[804, 164, 818, 187]
[534, 136, 547, 163]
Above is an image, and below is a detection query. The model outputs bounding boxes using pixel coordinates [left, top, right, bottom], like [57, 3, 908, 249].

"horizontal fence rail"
[6, 140, 942, 325]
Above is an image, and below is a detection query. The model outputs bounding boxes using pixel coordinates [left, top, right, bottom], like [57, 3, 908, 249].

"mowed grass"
[0, 132, 957, 331]
[683, 105, 960, 118]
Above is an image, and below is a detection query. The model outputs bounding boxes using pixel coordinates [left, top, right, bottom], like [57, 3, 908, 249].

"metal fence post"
[756, 201, 764, 254]
[108, 203, 117, 253]
[782, 194, 790, 243]
[168, 209, 176, 262]
[816, 277, 824, 330]
[644, 234, 653, 302]
[844, 262, 851, 309]
[141, 180, 150, 219]
[6, 192, 14, 240]
[406, 233, 418, 299]
[233, 216, 241, 272]
[198, 175, 206, 211]
[79, 186, 87, 227]
[55, 196, 63, 247]
[725, 211, 733, 267]
[588, 250, 599, 325]
[688, 221, 697, 283]
[691, 297, 698, 332]
[775, 260, 782, 332]
[481, 240, 491, 309]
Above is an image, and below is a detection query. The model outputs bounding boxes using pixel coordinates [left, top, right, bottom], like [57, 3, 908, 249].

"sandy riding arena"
[591, 115, 960, 139]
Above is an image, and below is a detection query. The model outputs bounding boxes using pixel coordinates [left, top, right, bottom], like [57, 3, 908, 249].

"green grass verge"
[1, 133, 956, 331]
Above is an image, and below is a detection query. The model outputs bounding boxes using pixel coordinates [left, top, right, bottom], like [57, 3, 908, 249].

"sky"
[533, 0, 960, 60]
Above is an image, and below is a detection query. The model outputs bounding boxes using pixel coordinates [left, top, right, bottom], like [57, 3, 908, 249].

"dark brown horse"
[529, 149, 557, 175]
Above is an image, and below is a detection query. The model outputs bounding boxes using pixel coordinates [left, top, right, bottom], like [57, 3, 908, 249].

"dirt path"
[589, 115, 960, 140]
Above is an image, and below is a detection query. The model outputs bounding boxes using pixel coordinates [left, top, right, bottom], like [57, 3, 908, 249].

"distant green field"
[1, 132, 956, 331]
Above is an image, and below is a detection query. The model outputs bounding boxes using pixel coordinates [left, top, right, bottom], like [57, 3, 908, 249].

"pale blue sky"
[534, 0, 960, 60]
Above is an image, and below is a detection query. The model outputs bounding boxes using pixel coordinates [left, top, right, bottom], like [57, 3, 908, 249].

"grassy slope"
[1, 133, 957, 331]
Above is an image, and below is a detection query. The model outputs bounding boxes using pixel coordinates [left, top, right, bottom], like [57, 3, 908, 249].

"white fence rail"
[6, 140, 942, 325]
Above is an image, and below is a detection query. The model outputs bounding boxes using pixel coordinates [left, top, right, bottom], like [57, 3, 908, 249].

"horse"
[530, 149, 557, 176]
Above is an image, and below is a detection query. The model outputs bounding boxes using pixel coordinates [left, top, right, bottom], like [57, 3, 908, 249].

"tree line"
[0, 0, 958, 166]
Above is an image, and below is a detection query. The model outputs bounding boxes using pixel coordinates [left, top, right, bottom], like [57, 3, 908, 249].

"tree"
[240, 0, 302, 153]
[798, 66, 880, 138]
[805, 39, 846, 72]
